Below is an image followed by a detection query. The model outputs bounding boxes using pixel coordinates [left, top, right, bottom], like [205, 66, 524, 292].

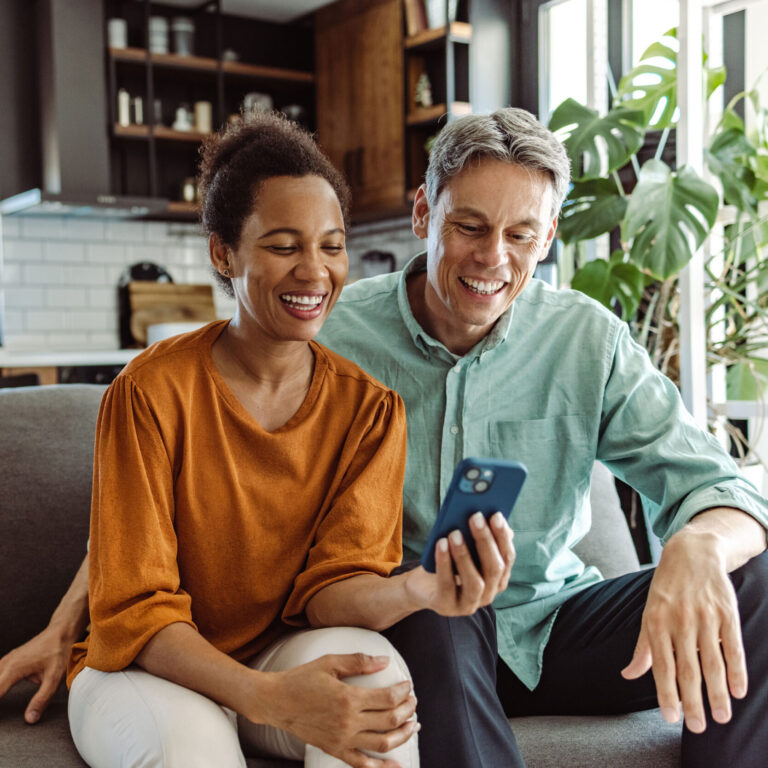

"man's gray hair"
[425, 108, 571, 217]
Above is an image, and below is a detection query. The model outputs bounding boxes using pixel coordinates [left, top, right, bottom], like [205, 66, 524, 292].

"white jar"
[107, 18, 128, 49]
[149, 16, 169, 54]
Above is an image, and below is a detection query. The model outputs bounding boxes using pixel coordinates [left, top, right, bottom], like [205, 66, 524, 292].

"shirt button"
[452, 365, 461, 373]
[450, 425, 459, 435]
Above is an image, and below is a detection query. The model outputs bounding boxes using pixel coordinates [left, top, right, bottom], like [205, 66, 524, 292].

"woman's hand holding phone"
[403, 510, 516, 616]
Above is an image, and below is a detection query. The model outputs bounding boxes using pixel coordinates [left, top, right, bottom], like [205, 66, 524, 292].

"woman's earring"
[223, 268, 230, 277]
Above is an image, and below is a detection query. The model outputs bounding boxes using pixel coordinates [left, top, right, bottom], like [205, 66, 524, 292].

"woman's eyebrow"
[258, 227, 345, 238]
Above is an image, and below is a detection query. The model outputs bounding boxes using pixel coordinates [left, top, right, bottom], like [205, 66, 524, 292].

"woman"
[66, 112, 420, 768]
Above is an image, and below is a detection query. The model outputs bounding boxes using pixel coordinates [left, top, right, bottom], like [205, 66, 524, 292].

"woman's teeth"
[460, 277, 505, 295]
[280, 294, 323, 309]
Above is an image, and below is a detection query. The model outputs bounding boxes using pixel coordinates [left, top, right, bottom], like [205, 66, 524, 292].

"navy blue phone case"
[420, 457, 527, 573]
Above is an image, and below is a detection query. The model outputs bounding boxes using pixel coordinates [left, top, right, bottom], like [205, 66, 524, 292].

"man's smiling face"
[412, 157, 558, 354]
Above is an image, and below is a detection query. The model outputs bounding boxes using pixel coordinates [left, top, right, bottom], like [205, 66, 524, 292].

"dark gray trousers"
[383, 551, 768, 768]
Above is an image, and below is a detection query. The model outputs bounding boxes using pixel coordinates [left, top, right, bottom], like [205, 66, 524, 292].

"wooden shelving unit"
[109, 46, 314, 82]
[104, 0, 316, 218]
[402, 14, 472, 195]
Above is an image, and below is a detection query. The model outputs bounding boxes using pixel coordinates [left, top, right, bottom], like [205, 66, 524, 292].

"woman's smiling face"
[220, 174, 348, 345]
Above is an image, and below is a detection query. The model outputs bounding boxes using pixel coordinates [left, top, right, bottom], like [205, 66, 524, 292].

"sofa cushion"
[0, 384, 106, 655]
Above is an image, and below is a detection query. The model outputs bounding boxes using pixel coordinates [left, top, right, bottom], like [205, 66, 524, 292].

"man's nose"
[475, 232, 508, 268]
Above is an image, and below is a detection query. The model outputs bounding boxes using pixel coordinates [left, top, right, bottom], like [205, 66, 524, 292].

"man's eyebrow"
[258, 227, 345, 238]
[448, 208, 542, 228]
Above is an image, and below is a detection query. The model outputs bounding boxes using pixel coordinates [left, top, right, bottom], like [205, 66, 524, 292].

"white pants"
[69, 627, 419, 768]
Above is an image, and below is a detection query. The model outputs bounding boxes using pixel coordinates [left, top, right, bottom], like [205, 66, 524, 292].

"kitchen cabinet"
[315, 0, 406, 216]
[104, 0, 315, 216]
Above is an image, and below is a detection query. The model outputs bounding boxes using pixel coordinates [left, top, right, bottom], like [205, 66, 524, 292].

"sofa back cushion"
[0, 384, 106, 655]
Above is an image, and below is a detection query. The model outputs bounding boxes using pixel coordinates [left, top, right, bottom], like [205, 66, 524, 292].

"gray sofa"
[0, 384, 681, 767]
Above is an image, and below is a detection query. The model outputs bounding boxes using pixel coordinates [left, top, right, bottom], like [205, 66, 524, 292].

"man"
[2, 108, 767, 767]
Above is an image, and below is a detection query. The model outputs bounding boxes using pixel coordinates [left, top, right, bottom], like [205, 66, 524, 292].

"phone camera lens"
[465, 467, 481, 480]
[474, 479, 490, 493]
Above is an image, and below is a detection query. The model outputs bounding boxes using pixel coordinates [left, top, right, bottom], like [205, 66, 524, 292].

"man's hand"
[258, 653, 419, 768]
[621, 521, 753, 733]
[0, 625, 73, 724]
[404, 511, 515, 616]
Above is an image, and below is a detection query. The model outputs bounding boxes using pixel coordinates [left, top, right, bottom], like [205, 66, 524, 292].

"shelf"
[221, 60, 314, 83]
[404, 22, 472, 50]
[112, 124, 211, 143]
[406, 102, 471, 126]
[113, 124, 150, 139]
[166, 201, 199, 215]
[109, 46, 313, 83]
[154, 126, 210, 142]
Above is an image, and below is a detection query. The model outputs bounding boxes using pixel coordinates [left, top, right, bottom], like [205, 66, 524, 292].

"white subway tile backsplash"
[124, 244, 166, 266]
[68, 310, 116, 331]
[4, 240, 44, 263]
[5, 287, 45, 309]
[4, 309, 24, 332]
[87, 287, 118, 309]
[21, 217, 67, 240]
[27, 310, 68, 331]
[87, 243, 128, 264]
[104, 220, 146, 243]
[1, 212, 405, 351]
[3, 333, 48, 350]
[43, 241, 87, 263]
[46, 331, 92, 348]
[1, 262, 21, 284]
[66, 220, 106, 241]
[66, 264, 108, 286]
[23, 263, 65, 285]
[0, 216, 21, 238]
[45, 287, 88, 308]
[89, 331, 120, 347]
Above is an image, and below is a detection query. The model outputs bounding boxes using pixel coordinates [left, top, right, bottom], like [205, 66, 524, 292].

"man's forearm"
[668, 506, 767, 571]
[48, 556, 90, 643]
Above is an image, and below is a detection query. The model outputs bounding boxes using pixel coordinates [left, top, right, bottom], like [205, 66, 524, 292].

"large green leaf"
[548, 99, 646, 181]
[706, 126, 758, 214]
[617, 30, 726, 130]
[559, 179, 628, 243]
[571, 250, 646, 320]
[726, 358, 768, 400]
[622, 159, 719, 279]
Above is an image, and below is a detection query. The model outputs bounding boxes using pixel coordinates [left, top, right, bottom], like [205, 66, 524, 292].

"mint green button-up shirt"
[317, 254, 768, 690]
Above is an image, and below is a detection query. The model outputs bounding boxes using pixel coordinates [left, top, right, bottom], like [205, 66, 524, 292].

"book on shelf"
[403, 0, 428, 36]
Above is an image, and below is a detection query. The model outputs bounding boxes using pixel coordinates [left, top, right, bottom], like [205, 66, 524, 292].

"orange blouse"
[67, 321, 406, 687]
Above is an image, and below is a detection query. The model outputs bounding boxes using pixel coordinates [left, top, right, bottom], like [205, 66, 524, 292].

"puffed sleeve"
[85, 375, 196, 672]
[282, 389, 407, 624]
[597, 322, 768, 542]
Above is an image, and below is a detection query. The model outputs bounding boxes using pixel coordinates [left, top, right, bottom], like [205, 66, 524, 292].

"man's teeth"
[460, 277, 505, 295]
[280, 294, 323, 308]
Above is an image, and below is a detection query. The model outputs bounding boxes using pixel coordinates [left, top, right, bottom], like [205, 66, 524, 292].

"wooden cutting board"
[128, 282, 217, 345]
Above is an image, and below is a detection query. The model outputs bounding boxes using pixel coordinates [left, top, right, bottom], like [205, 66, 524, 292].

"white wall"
[0, 213, 419, 351]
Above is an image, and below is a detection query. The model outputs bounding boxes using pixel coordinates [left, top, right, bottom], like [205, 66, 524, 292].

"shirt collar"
[396, 253, 515, 363]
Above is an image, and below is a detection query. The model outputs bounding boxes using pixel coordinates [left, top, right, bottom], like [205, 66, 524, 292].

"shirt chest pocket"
[489, 415, 593, 530]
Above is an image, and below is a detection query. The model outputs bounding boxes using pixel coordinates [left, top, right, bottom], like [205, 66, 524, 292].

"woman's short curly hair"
[198, 111, 351, 296]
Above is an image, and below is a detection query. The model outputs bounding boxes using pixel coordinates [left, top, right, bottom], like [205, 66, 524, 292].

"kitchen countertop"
[0, 349, 142, 367]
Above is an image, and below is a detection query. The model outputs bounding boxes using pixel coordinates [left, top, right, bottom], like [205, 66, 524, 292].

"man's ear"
[209, 234, 231, 275]
[538, 214, 559, 262]
[412, 185, 430, 239]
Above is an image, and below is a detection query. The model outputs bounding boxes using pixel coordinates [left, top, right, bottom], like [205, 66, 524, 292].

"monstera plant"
[549, 29, 768, 415]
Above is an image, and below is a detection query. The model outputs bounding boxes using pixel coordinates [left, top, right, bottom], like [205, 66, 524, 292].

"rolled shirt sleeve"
[597, 322, 768, 542]
[282, 390, 407, 624]
[85, 376, 197, 673]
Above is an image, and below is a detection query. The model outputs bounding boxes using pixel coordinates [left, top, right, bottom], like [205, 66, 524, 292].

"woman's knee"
[254, 627, 413, 688]
[68, 666, 245, 768]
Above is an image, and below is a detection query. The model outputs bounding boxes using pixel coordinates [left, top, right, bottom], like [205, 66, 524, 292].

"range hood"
[0, 0, 167, 220]
[0, 190, 168, 219]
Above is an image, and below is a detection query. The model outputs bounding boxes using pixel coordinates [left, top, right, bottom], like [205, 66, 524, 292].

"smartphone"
[420, 457, 527, 573]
